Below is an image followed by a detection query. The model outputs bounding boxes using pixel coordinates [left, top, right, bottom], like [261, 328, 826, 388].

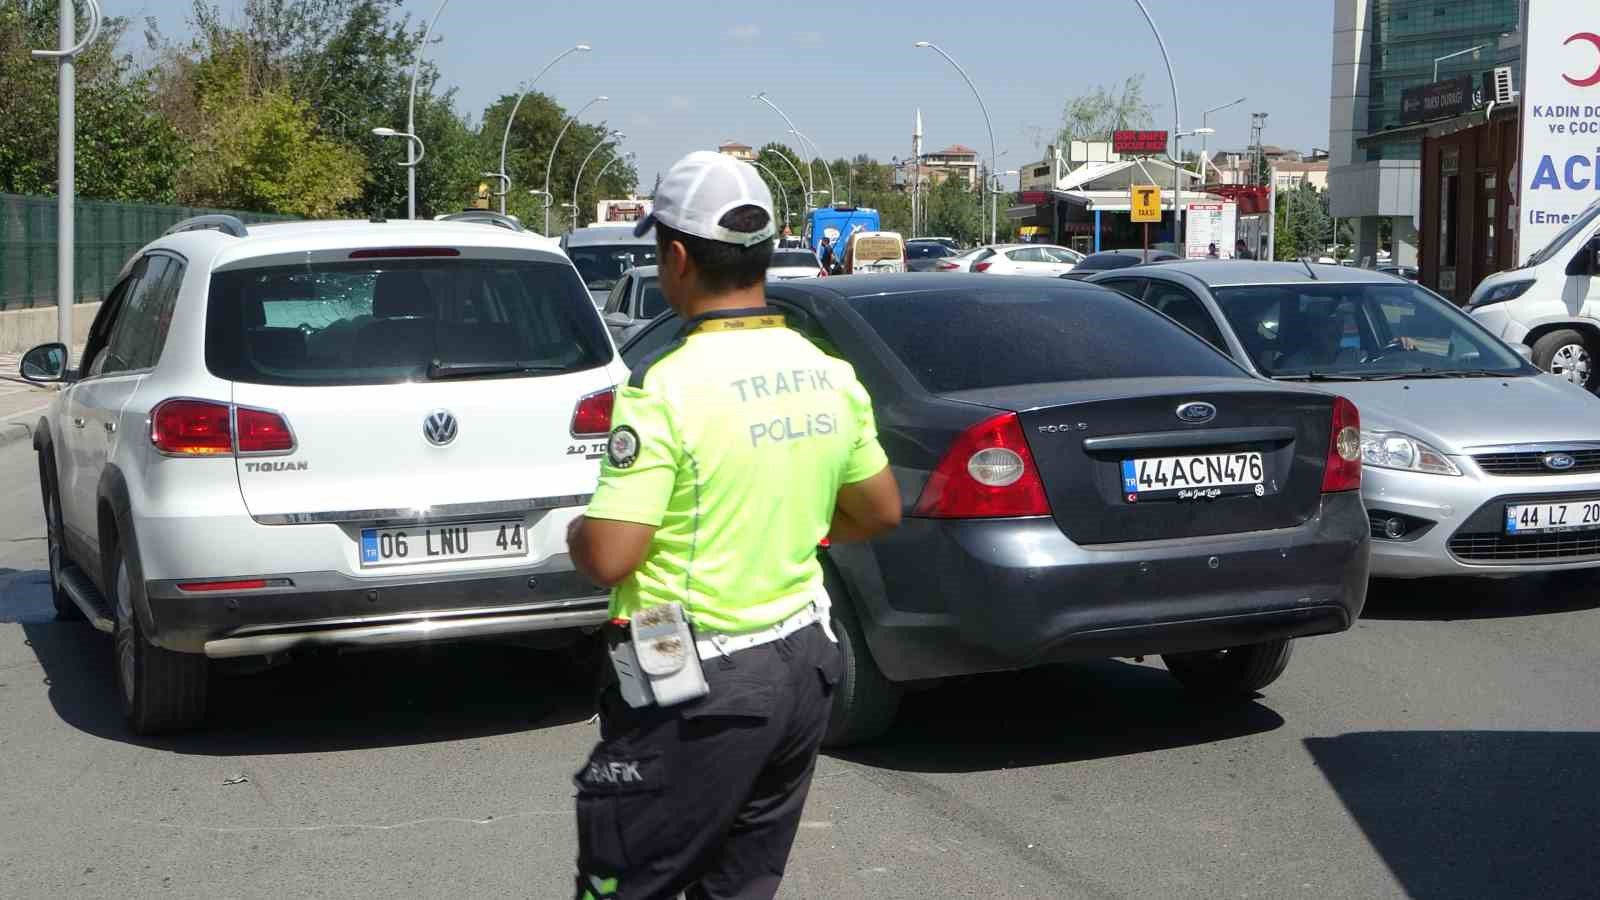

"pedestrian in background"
[818, 235, 835, 273]
[1236, 238, 1256, 260]
[566, 150, 901, 900]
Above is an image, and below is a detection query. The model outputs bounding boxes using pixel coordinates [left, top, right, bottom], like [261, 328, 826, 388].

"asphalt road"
[2, 435, 1597, 899]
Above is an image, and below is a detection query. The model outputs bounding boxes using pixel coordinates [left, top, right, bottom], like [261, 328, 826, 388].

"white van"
[1469, 197, 1600, 389]
[842, 231, 906, 274]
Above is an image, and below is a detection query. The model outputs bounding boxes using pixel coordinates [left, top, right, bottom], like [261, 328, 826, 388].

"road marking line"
[0, 401, 50, 425]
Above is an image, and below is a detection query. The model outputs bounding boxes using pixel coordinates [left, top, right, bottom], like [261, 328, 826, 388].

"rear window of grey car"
[568, 243, 657, 293]
[205, 258, 611, 386]
[850, 287, 1245, 393]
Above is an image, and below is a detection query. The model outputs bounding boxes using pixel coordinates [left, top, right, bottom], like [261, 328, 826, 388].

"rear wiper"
[1272, 371, 1365, 382]
[426, 360, 566, 380]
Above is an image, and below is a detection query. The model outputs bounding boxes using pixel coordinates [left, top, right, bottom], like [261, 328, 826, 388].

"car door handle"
[103, 421, 117, 434]
[72, 417, 86, 429]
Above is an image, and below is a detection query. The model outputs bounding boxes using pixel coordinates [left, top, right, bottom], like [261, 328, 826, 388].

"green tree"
[1058, 74, 1154, 145]
[179, 88, 363, 216]
[925, 175, 984, 246]
[477, 91, 637, 232]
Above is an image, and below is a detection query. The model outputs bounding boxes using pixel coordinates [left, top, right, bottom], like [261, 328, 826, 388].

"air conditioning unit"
[1493, 66, 1517, 104]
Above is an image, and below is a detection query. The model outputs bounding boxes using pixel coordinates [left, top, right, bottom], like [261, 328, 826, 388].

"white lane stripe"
[0, 401, 51, 425]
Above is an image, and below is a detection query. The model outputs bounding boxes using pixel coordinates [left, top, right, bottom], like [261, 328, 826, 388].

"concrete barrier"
[0, 303, 99, 355]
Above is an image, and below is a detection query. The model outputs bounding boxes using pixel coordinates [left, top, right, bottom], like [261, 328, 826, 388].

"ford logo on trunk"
[1544, 452, 1577, 471]
[1175, 402, 1217, 425]
[423, 410, 458, 446]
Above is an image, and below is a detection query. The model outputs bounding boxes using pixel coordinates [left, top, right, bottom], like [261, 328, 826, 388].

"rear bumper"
[846, 491, 1370, 682]
[143, 558, 607, 656]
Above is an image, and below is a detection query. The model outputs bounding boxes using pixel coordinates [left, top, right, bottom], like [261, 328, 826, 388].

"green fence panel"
[0, 194, 295, 311]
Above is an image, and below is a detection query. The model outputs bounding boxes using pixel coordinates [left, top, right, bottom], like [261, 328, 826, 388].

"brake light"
[151, 400, 233, 456]
[817, 268, 827, 278]
[973, 261, 993, 273]
[176, 578, 291, 593]
[1321, 396, 1362, 493]
[347, 247, 461, 259]
[936, 262, 960, 271]
[572, 387, 615, 437]
[236, 407, 295, 453]
[913, 412, 1050, 518]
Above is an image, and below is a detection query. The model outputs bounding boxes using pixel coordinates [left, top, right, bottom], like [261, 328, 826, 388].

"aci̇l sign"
[1520, 2, 1600, 256]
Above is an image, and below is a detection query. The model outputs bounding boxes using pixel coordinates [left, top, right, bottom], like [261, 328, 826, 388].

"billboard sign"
[1518, 0, 1600, 257]
[1184, 202, 1238, 259]
[1400, 76, 1477, 125]
[1112, 130, 1169, 155]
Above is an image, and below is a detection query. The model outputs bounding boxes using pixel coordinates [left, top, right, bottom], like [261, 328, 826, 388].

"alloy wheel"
[115, 560, 136, 706]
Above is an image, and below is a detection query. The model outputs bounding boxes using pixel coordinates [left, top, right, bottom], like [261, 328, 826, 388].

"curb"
[0, 420, 32, 450]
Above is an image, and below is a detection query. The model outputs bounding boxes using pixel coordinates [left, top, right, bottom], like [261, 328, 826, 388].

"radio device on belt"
[608, 603, 709, 708]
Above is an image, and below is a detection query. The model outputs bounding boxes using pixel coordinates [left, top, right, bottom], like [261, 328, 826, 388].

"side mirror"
[1514, 343, 1535, 362]
[604, 312, 634, 329]
[19, 342, 68, 383]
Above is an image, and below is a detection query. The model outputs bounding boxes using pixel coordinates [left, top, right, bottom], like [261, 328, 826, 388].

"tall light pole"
[749, 160, 791, 228]
[31, 0, 102, 345]
[373, 127, 427, 168]
[400, 0, 451, 220]
[787, 129, 836, 207]
[914, 41, 998, 243]
[1127, 0, 1182, 251]
[573, 130, 624, 230]
[1172, 128, 1213, 255]
[1433, 44, 1486, 82]
[991, 169, 1018, 242]
[492, 43, 591, 215]
[766, 147, 811, 229]
[751, 92, 815, 200]
[592, 151, 636, 191]
[540, 95, 608, 234]
[1200, 97, 1245, 173]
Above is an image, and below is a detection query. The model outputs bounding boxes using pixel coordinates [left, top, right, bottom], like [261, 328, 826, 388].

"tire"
[1162, 638, 1294, 697]
[822, 581, 901, 749]
[109, 542, 209, 734]
[1531, 329, 1596, 390]
[37, 455, 79, 621]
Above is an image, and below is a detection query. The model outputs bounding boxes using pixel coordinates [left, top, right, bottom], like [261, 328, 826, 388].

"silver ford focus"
[1085, 261, 1600, 579]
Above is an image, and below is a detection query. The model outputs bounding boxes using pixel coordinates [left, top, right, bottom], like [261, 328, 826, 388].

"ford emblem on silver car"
[423, 410, 458, 446]
[1544, 452, 1577, 471]
[1175, 402, 1217, 425]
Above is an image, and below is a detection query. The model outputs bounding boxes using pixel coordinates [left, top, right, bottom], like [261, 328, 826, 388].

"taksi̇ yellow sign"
[1130, 184, 1162, 223]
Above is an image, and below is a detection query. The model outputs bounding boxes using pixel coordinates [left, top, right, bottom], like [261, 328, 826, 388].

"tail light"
[817, 267, 827, 278]
[348, 247, 461, 259]
[152, 399, 296, 457]
[936, 261, 960, 271]
[913, 412, 1050, 518]
[973, 261, 993, 273]
[1321, 396, 1362, 492]
[571, 387, 615, 437]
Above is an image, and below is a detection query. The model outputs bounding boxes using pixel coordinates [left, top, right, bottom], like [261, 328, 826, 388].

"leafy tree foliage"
[1058, 75, 1155, 145]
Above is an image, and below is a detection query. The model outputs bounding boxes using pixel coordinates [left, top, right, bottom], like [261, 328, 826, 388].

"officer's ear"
[660, 237, 694, 282]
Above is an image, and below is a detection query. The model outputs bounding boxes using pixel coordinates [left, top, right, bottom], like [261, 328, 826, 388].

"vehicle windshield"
[771, 250, 821, 268]
[637, 277, 668, 319]
[205, 258, 611, 386]
[1210, 282, 1529, 379]
[568, 243, 657, 292]
[853, 236, 902, 261]
[1525, 197, 1600, 267]
[907, 243, 953, 259]
[851, 286, 1244, 393]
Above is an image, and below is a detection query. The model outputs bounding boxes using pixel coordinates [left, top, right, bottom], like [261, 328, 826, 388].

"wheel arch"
[96, 464, 159, 640]
[1523, 319, 1600, 348]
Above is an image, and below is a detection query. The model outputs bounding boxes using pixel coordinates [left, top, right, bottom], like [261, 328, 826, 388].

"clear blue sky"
[130, 0, 1333, 190]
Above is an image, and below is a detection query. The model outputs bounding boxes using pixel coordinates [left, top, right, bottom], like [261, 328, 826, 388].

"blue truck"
[805, 205, 882, 260]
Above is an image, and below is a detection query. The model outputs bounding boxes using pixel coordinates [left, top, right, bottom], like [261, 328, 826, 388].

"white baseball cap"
[633, 150, 776, 247]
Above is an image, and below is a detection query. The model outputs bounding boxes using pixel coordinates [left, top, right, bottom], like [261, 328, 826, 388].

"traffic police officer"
[566, 150, 901, 899]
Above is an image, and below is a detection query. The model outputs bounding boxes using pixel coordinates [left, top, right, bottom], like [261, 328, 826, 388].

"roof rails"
[437, 210, 525, 232]
[165, 214, 249, 238]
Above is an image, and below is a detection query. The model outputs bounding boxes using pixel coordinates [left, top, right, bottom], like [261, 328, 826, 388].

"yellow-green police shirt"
[584, 308, 889, 634]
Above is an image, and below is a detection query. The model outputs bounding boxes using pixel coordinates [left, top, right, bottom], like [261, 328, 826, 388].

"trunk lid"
[946, 377, 1336, 544]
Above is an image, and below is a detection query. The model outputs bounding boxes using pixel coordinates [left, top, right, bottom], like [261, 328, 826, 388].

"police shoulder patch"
[607, 426, 640, 468]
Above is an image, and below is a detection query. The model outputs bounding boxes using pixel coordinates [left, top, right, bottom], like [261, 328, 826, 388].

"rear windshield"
[1075, 253, 1144, 272]
[206, 258, 611, 386]
[907, 243, 953, 259]
[853, 237, 902, 261]
[568, 243, 657, 292]
[851, 286, 1244, 393]
[772, 250, 820, 268]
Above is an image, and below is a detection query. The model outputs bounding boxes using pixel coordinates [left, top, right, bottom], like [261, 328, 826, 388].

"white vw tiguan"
[20, 215, 628, 733]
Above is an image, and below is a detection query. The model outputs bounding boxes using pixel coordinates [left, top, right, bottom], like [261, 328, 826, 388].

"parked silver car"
[1088, 261, 1600, 579]
[599, 264, 667, 345]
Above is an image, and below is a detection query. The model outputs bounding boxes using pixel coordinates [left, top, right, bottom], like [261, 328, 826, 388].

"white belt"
[695, 596, 835, 659]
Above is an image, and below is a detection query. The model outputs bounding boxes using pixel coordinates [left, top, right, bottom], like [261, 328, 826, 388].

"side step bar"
[59, 565, 114, 633]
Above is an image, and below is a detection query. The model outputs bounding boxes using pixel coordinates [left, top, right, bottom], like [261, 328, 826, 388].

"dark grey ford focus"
[619, 273, 1370, 746]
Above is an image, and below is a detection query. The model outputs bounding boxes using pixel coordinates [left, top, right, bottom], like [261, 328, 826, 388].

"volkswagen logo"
[1175, 401, 1217, 425]
[423, 410, 458, 446]
[1544, 452, 1577, 471]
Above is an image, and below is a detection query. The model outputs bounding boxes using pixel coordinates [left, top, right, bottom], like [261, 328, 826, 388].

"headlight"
[1468, 279, 1535, 309]
[1360, 430, 1461, 475]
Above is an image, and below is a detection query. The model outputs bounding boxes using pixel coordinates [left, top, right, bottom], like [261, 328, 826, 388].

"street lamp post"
[492, 43, 591, 216]
[540, 95, 608, 234]
[1127, 0, 1182, 250]
[752, 93, 815, 200]
[401, 0, 451, 220]
[914, 41, 999, 244]
[749, 160, 791, 228]
[787, 129, 836, 208]
[31, 0, 102, 346]
[1172, 128, 1214, 256]
[1200, 97, 1246, 173]
[373, 127, 427, 169]
[1434, 44, 1487, 82]
[573, 130, 624, 230]
[592, 151, 635, 191]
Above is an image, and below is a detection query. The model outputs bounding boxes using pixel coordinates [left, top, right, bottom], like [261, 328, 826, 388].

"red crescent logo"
[1565, 32, 1600, 87]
